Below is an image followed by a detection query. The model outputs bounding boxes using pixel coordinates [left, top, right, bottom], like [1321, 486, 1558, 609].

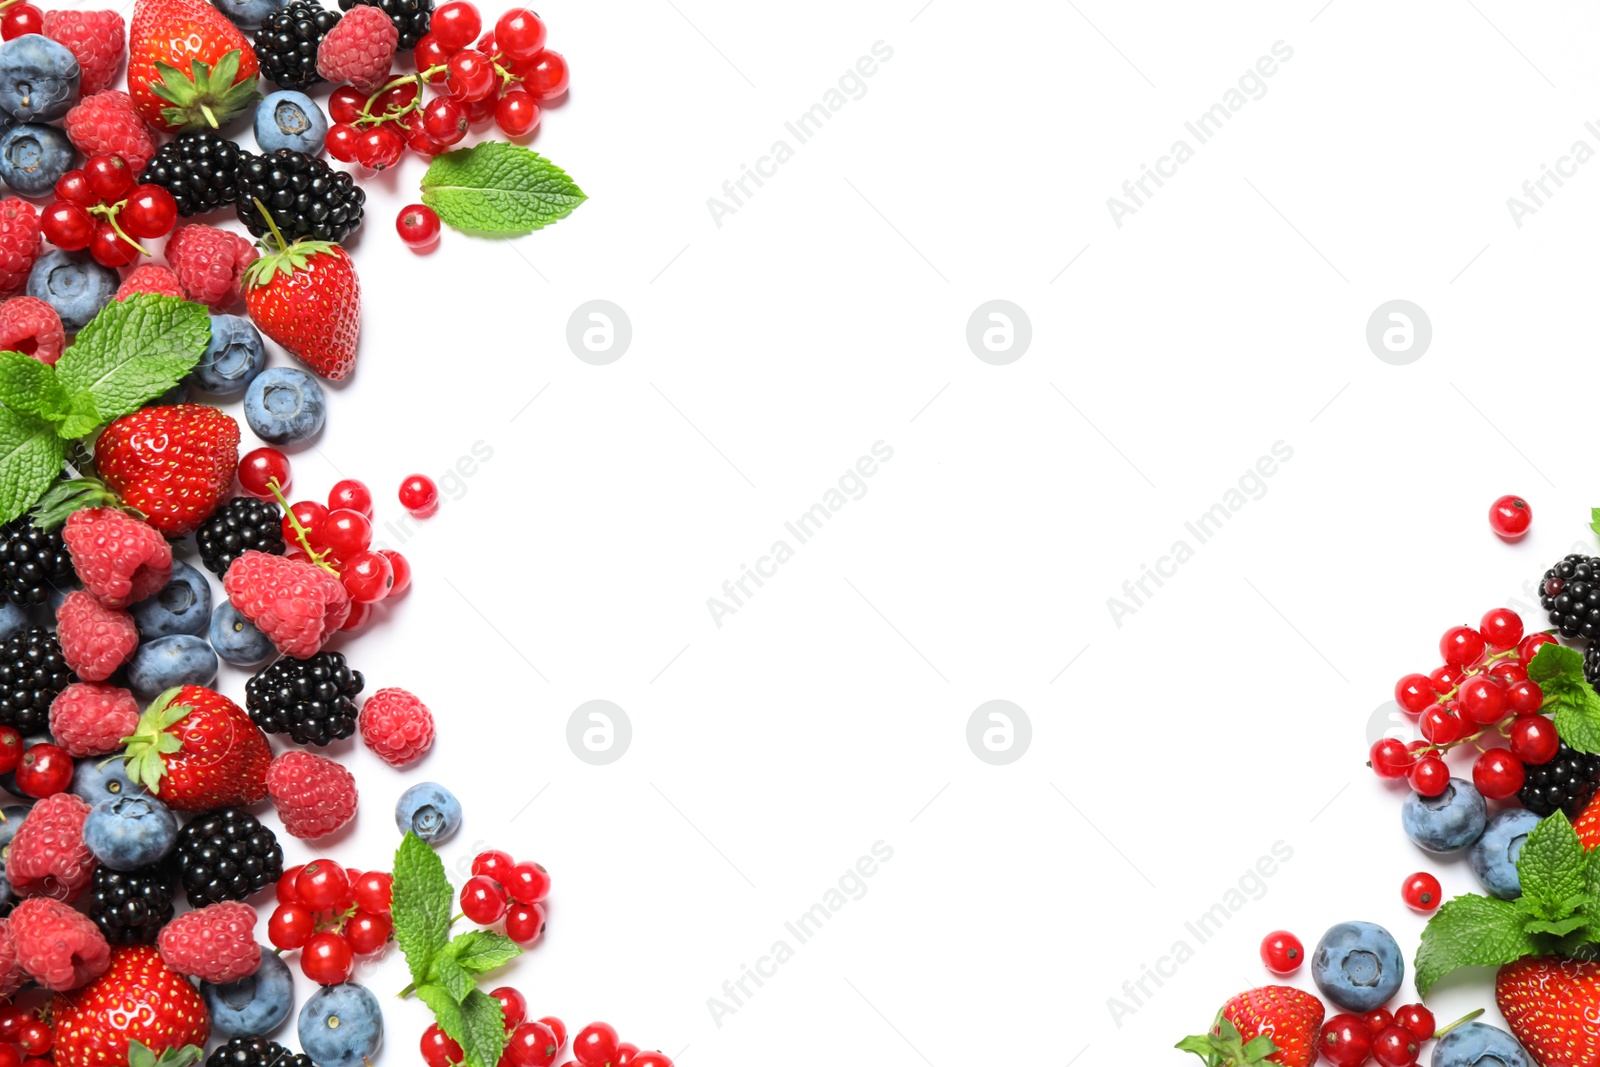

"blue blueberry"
[1469, 807, 1541, 900]
[1310, 920, 1404, 1012]
[1401, 777, 1487, 853]
[130, 561, 211, 638]
[156, 381, 190, 406]
[0, 123, 75, 197]
[212, 0, 289, 29]
[204, 948, 292, 1036]
[299, 983, 382, 1067]
[0, 803, 30, 879]
[245, 367, 326, 446]
[0, 601, 27, 643]
[126, 634, 218, 700]
[0, 36, 80, 122]
[27, 249, 118, 332]
[190, 315, 267, 398]
[1431, 1021, 1532, 1067]
[83, 795, 177, 871]
[395, 782, 461, 843]
[209, 602, 274, 666]
[71, 758, 137, 806]
[256, 91, 327, 155]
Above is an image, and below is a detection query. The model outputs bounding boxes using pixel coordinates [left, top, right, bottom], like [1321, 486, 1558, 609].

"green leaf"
[1517, 812, 1588, 919]
[416, 983, 465, 1044]
[420, 142, 586, 237]
[0, 352, 62, 420]
[54, 296, 210, 427]
[1529, 642, 1583, 686]
[1415, 893, 1542, 996]
[392, 832, 454, 987]
[457, 989, 509, 1067]
[446, 930, 522, 977]
[1524, 913, 1588, 937]
[1592, 507, 1600, 541]
[1526, 645, 1600, 753]
[430, 952, 474, 1003]
[0, 406, 65, 525]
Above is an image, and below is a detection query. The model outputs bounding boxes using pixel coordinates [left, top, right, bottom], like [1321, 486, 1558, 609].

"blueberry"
[1310, 920, 1404, 1012]
[212, 0, 289, 29]
[395, 782, 461, 843]
[256, 91, 327, 155]
[71, 758, 137, 805]
[156, 381, 190, 405]
[0, 36, 80, 122]
[299, 982, 382, 1067]
[1469, 807, 1541, 900]
[126, 634, 219, 700]
[1430, 1021, 1533, 1067]
[1401, 777, 1487, 853]
[205, 948, 292, 1036]
[130, 561, 211, 638]
[27, 249, 118, 332]
[0, 601, 27, 643]
[191, 315, 267, 397]
[0, 122, 75, 197]
[0, 803, 30, 879]
[82, 794, 177, 871]
[245, 366, 326, 446]
[209, 602, 275, 666]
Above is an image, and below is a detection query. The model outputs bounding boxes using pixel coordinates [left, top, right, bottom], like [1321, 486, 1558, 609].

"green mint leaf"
[1554, 689, 1600, 754]
[447, 930, 522, 977]
[392, 831, 454, 987]
[1516, 812, 1588, 919]
[1528, 642, 1583, 687]
[1592, 508, 1600, 541]
[420, 143, 586, 237]
[54, 393, 100, 442]
[0, 353, 62, 421]
[1415, 893, 1542, 996]
[456, 989, 509, 1067]
[429, 952, 474, 1003]
[54, 295, 209, 428]
[416, 983, 465, 1044]
[1524, 913, 1588, 937]
[0, 406, 65, 525]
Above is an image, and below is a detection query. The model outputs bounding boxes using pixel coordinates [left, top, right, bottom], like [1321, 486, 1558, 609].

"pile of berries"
[41, 156, 177, 268]
[460, 848, 548, 945]
[426, 1010, 676, 1067]
[268, 859, 392, 985]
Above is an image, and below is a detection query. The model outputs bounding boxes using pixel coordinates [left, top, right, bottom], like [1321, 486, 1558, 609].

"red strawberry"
[95, 404, 240, 536]
[52, 946, 208, 1067]
[1576, 792, 1600, 850]
[118, 686, 270, 812]
[243, 216, 360, 380]
[1178, 986, 1324, 1067]
[127, 0, 260, 131]
[1498, 956, 1600, 1066]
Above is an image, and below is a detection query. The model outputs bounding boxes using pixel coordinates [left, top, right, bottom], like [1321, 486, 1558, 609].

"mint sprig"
[1176, 1016, 1279, 1066]
[419, 142, 586, 237]
[1528, 643, 1600, 753]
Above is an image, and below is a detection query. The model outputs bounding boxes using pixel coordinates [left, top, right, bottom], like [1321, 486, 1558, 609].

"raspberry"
[0, 296, 64, 365]
[116, 265, 183, 301]
[49, 682, 139, 758]
[156, 901, 260, 983]
[61, 508, 173, 610]
[0, 918, 22, 997]
[54, 591, 138, 682]
[165, 224, 258, 310]
[223, 551, 351, 659]
[316, 5, 398, 94]
[0, 199, 42, 298]
[266, 750, 357, 840]
[64, 91, 157, 172]
[8, 793, 96, 902]
[9, 897, 111, 991]
[358, 687, 434, 766]
[42, 10, 126, 96]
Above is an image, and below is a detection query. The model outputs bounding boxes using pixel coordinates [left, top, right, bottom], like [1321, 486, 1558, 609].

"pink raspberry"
[266, 750, 358, 840]
[165, 225, 258, 310]
[9, 897, 111, 991]
[0, 296, 64, 365]
[358, 687, 435, 767]
[63, 91, 156, 172]
[0, 919, 22, 998]
[156, 902, 260, 984]
[116, 264, 183, 301]
[54, 591, 138, 682]
[42, 10, 126, 96]
[0, 199, 41, 298]
[223, 551, 351, 659]
[7, 793, 96, 902]
[49, 683, 140, 758]
[317, 5, 398, 94]
[62, 507, 174, 610]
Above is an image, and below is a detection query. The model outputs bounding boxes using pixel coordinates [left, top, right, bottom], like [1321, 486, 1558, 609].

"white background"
[125, 0, 1600, 1064]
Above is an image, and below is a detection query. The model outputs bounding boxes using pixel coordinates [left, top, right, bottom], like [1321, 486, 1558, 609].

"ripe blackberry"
[208, 1038, 316, 1067]
[255, 0, 343, 90]
[0, 627, 73, 733]
[139, 133, 246, 217]
[175, 808, 284, 907]
[245, 651, 364, 746]
[236, 149, 365, 244]
[1520, 740, 1600, 816]
[339, 0, 431, 48]
[196, 498, 285, 578]
[1543, 554, 1600, 639]
[0, 519, 72, 606]
[88, 863, 175, 945]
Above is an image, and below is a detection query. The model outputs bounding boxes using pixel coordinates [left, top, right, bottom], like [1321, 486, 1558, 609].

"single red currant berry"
[398, 473, 440, 514]
[121, 184, 177, 239]
[494, 8, 546, 58]
[54, 170, 97, 207]
[322, 508, 373, 560]
[341, 550, 394, 604]
[495, 90, 541, 136]
[1372, 1024, 1421, 1067]
[422, 96, 469, 145]
[1419, 706, 1463, 746]
[1408, 755, 1449, 797]
[15, 743, 71, 798]
[1507, 678, 1544, 716]
[397, 205, 442, 249]
[84, 154, 135, 201]
[327, 123, 362, 163]
[1362, 1009, 1394, 1034]
[464, 92, 497, 123]
[629, 1055, 672, 1067]
[461, 875, 509, 924]
[473, 849, 515, 878]
[1510, 715, 1560, 764]
[523, 49, 569, 99]
[296, 860, 350, 910]
[1259, 930, 1303, 976]
[1394, 673, 1435, 715]
[0, 726, 21, 775]
[89, 222, 141, 268]
[1473, 747, 1525, 800]
[41, 201, 94, 251]
[268, 903, 316, 949]
[0, 3, 43, 39]
[15, 1023, 49, 1057]
[1519, 631, 1559, 661]
[490, 987, 527, 1030]
[356, 126, 405, 170]
[323, 478, 372, 516]
[399, 109, 450, 156]
[1402, 871, 1442, 913]
[0, 1008, 30, 1043]
[239, 446, 291, 497]
[1480, 607, 1525, 650]
[1440, 625, 1487, 667]
[572, 1023, 619, 1067]
[1489, 494, 1532, 540]
[614, 1046, 639, 1067]
[328, 85, 367, 124]
[277, 864, 304, 904]
[1369, 738, 1413, 779]
[353, 870, 393, 915]
[503, 862, 550, 905]
[372, 80, 420, 115]
[446, 50, 497, 101]
[1393, 1004, 1435, 1042]
[339, 600, 372, 633]
[505, 902, 544, 944]
[1429, 664, 1461, 693]
[345, 910, 392, 954]
[0, 1043, 20, 1067]
[416, 31, 453, 73]
[381, 549, 412, 596]
[1459, 676, 1506, 724]
[432, 1, 482, 51]
[285, 500, 329, 551]
[1488, 660, 1528, 685]
[537, 1018, 566, 1047]
[507, 1022, 559, 1067]
[422, 1024, 465, 1067]
[301, 931, 355, 985]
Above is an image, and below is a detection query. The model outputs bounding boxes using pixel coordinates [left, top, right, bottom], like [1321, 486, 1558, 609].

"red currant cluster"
[1319, 1005, 1438, 1067]
[460, 849, 547, 945]
[0, 1003, 59, 1067]
[268, 859, 394, 986]
[1369, 608, 1554, 800]
[325, 2, 568, 170]
[424, 996, 573, 1067]
[0, 728, 72, 799]
[40, 155, 178, 267]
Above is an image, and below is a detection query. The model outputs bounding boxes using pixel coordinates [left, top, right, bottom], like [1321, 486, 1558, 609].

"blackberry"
[0, 627, 73, 733]
[339, 0, 431, 49]
[88, 863, 175, 945]
[139, 132, 246, 217]
[255, 0, 343, 90]
[245, 651, 364, 746]
[1542, 554, 1600, 639]
[197, 498, 285, 578]
[1520, 740, 1600, 816]
[0, 519, 72, 606]
[236, 149, 365, 244]
[208, 1038, 316, 1067]
[175, 808, 284, 907]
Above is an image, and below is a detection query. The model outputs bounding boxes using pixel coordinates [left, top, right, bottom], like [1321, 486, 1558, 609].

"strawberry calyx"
[243, 198, 344, 289]
[150, 50, 260, 131]
[118, 687, 195, 794]
[1176, 1013, 1279, 1067]
[127, 1041, 204, 1067]
[30, 477, 142, 530]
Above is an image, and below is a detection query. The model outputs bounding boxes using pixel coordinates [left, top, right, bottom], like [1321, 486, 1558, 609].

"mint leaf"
[0, 353, 62, 420]
[1592, 507, 1600, 541]
[0, 406, 64, 525]
[416, 983, 464, 1044]
[430, 952, 474, 1003]
[446, 930, 521, 977]
[1416, 893, 1541, 996]
[456, 989, 509, 1067]
[392, 832, 453, 987]
[420, 143, 586, 237]
[1517, 812, 1588, 919]
[1526, 645, 1600, 752]
[1529, 642, 1583, 686]
[1524, 913, 1588, 936]
[54, 296, 209, 426]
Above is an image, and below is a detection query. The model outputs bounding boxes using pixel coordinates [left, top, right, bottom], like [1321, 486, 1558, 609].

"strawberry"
[243, 207, 360, 380]
[1576, 791, 1600, 850]
[52, 946, 208, 1067]
[1178, 986, 1324, 1067]
[1498, 955, 1600, 1066]
[127, 0, 260, 131]
[119, 686, 270, 812]
[94, 404, 240, 536]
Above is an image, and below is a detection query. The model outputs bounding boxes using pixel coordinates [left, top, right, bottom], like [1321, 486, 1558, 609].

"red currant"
[322, 508, 373, 560]
[353, 870, 393, 914]
[398, 473, 439, 513]
[285, 500, 329, 550]
[432, 1, 482, 51]
[339, 600, 373, 632]
[15, 1023, 48, 1057]
[84, 154, 135, 201]
[1459, 676, 1506, 724]
[523, 50, 569, 99]
[473, 849, 515, 878]
[121, 185, 177, 239]
[0, 1044, 19, 1067]
[1409, 755, 1449, 796]
[1474, 747, 1525, 799]
[507, 1022, 559, 1067]
[1394, 673, 1434, 715]
[490, 987, 527, 1030]
[630, 1055, 672, 1067]
[296, 860, 350, 910]
[1507, 678, 1544, 716]
[277, 864, 304, 903]
[1321, 1015, 1375, 1066]
[356, 126, 405, 170]
[464, 93, 497, 123]
[446, 50, 497, 101]
[345, 910, 392, 954]
[1393, 1004, 1435, 1042]
[341, 550, 394, 603]
[89, 222, 141, 268]
[0, 3, 43, 39]
[614, 1047, 639, 1067]
[495, 90, 541, 136]
[504, 862, 550, 905]
[494, 8, 546, 58]
[323, 478, 370, 516]
[1403, 871, 1442, 913]
[268, 903, 315, 950]
[381, 549, 412, 596]
[327, 123, 362, 163]
[422, 95, 468, 146]
[572, 1023, 619, 1067]
[1519, 632, 1559, 663]
[397, 205, 442, 249]
[462, 875, 509, 924]
[1419, 706, 1463, 745]
[15, 743, 71, 798]
[416, 32, 453, 73]
[41, 201, 94, 251]
[1510, 715, 1559, 764]
[400, 110, 450, 156]
[54, 170, 97, 207]
[372, 80, 420, 116]
[505, 902, 544, 943]
[301, 931, 355, 985]
[1372, 1024, 1421, 1067]
[1488, 660, 1528, 685]
[1440, 625, 1486, 667]
[537, 1019, 566, 1047]
[1369, 738, 1413, 779]
[1480, 607, 1525, 650]
[0, 727, 20, 776]
[423, 1025, 465, 1067]
[239, 447, 291, 497]
[328, 86, 367, 124]
[1489, 494, 1532, 540]
[1258, 930, 1303, 976]
[1362, 1009, 1394, 1034]
[1429, 664, 1461, 693]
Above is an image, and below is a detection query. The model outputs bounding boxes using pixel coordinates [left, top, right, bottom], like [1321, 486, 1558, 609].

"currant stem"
[1433, 1008, 1485, 1039]
[267, 478, 340, 576]
[87, 201, 151, 256]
